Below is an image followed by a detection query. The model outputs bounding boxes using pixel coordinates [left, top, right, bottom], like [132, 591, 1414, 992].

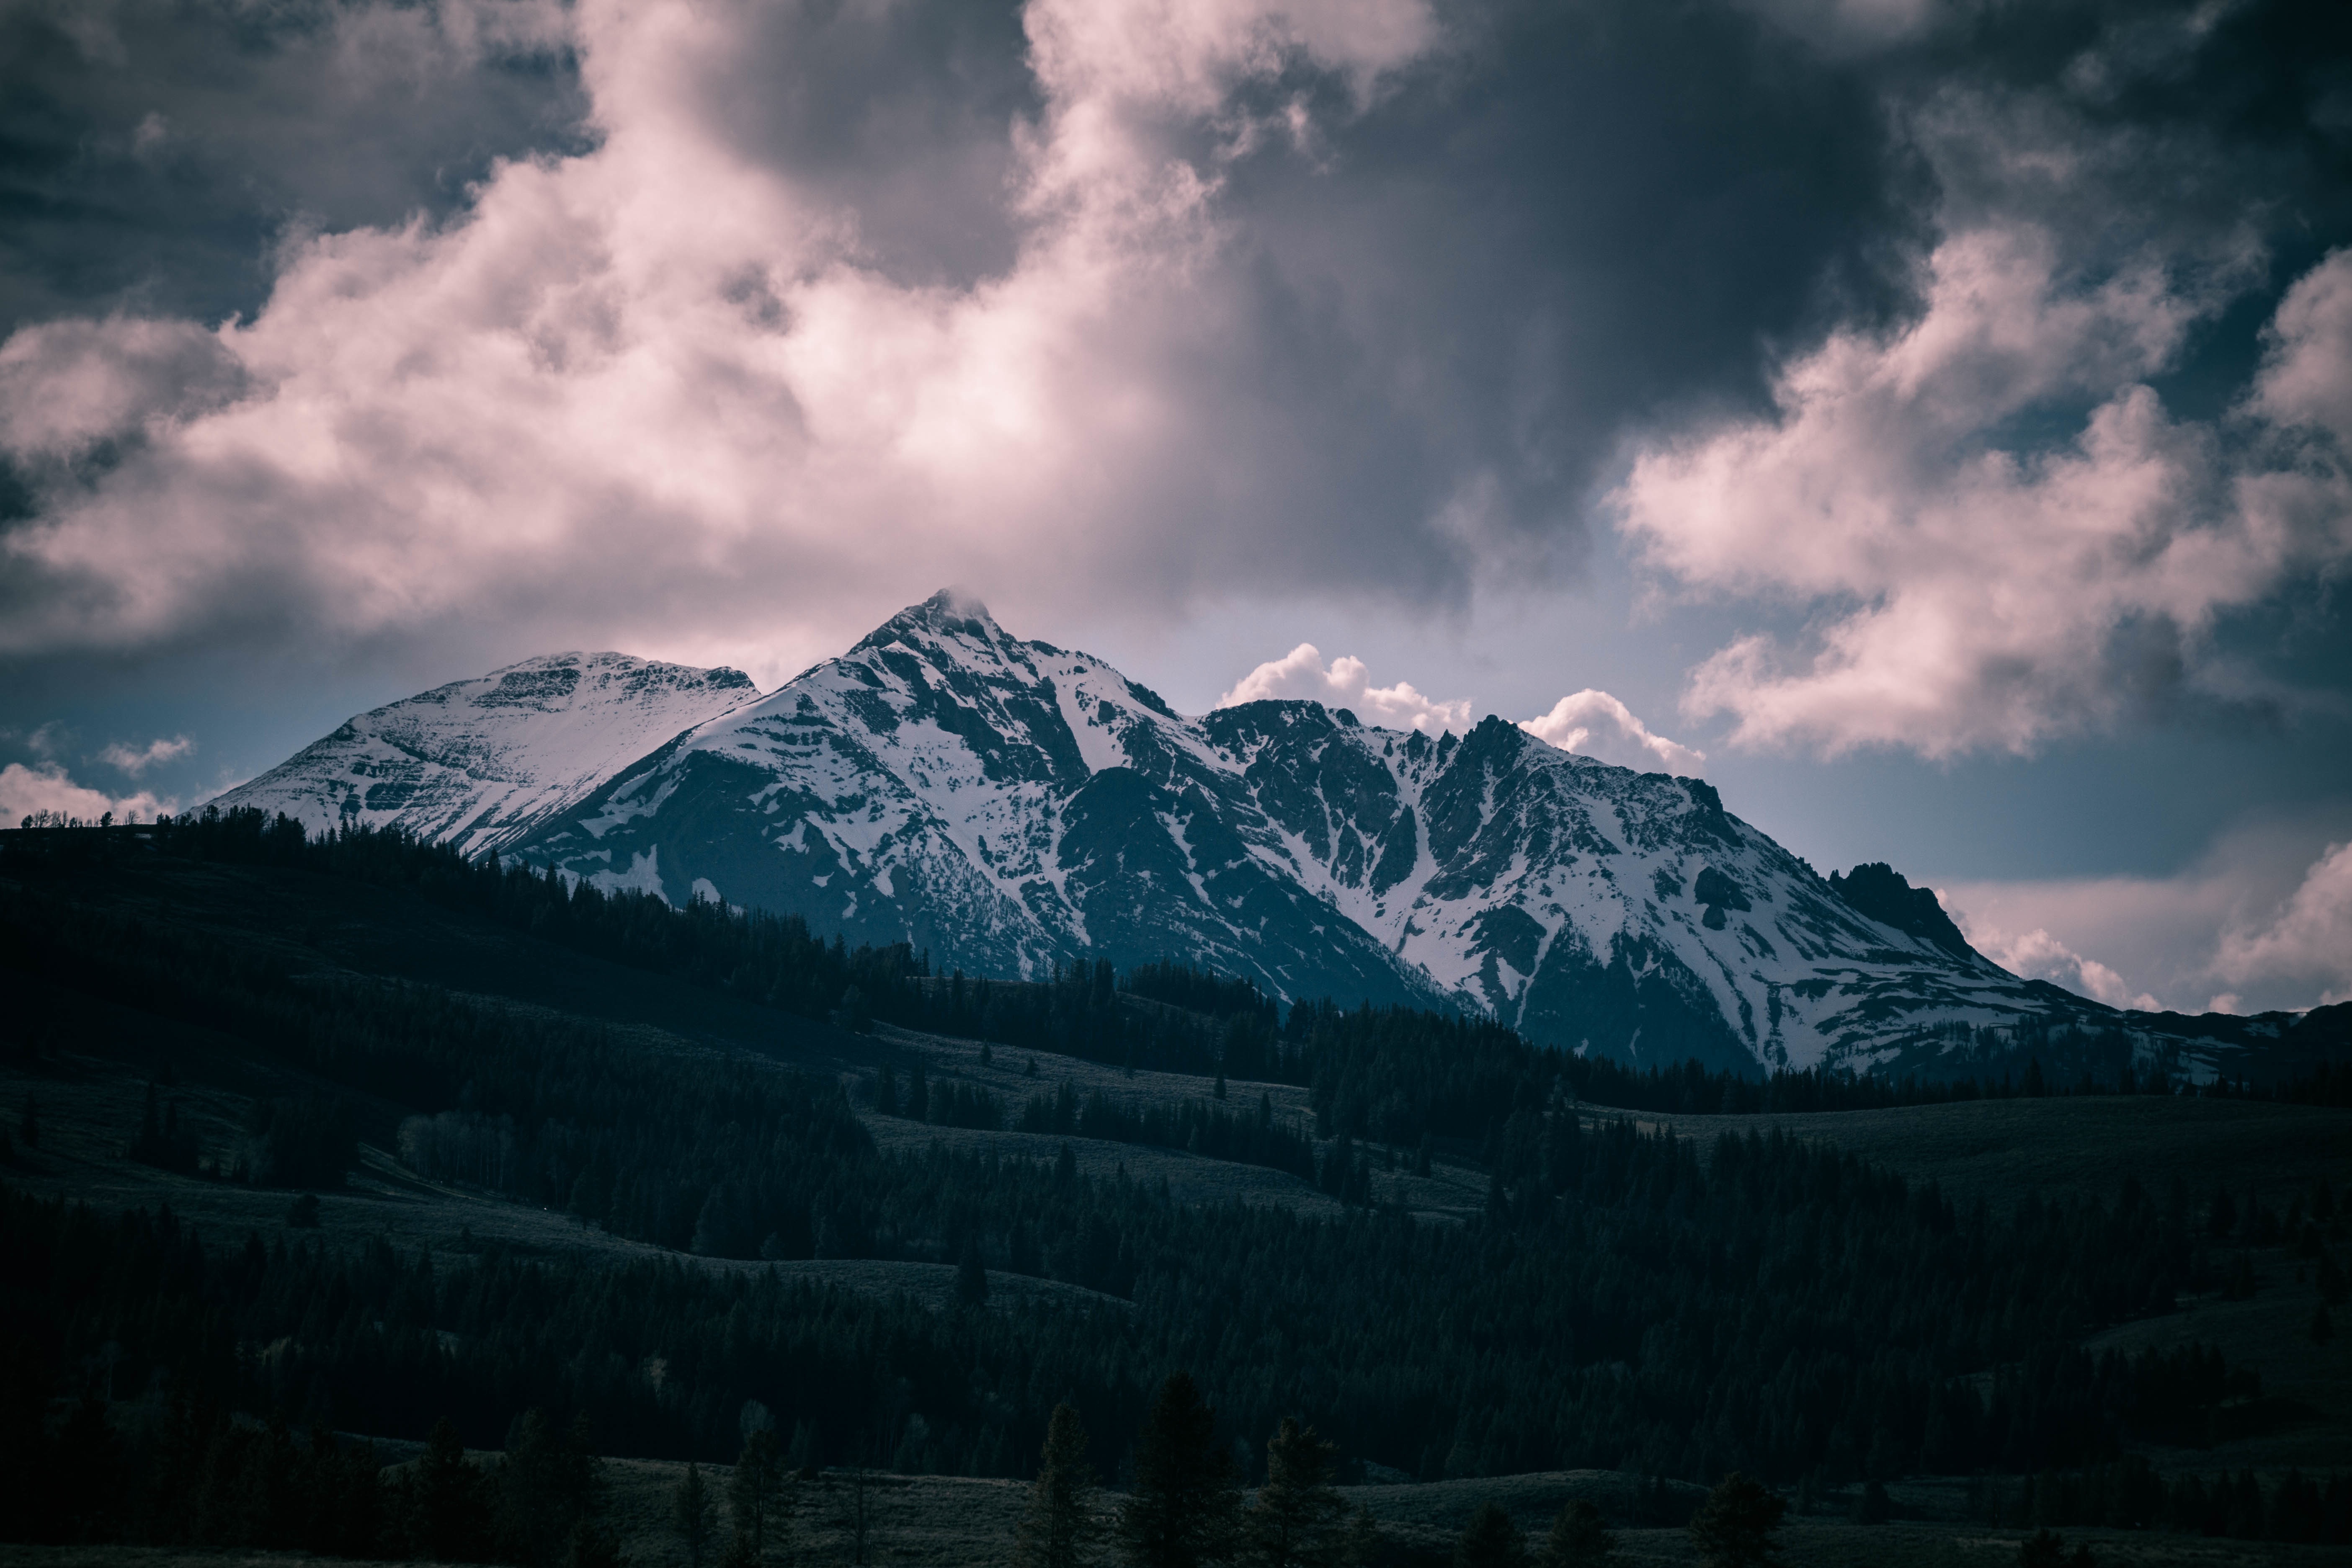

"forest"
[2, 811, 2347, 1561]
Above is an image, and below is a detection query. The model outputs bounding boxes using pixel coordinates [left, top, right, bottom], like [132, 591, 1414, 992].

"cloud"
[0, 316, 243, 458]
[0, 760, 172, 824]
[1943, 816, 2352, 1014]
[1953, 915, 2162, 1013]
[2213, 841, 2352, 1006]
[1217, 643, 1472, 734]
[0, 0, 1932, 687]
[1519, 690, 1706, 774]
[0, 0, 584, 335]
[1618, 226, 2352, 758]
[95, 734, 191, 776]
[0, 0, 1458, 673]
[0, 0, 2341, 769]
[1215, 645, 1708, 772]
[2250, 247, 2352, 449]
[1613, 32, 2352, 761]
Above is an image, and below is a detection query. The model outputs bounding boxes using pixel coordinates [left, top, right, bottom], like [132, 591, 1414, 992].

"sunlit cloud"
[1519, 690, 1705, 774]
[1217, 643, 1473, 735]
[0, 761, 174, 825]
[95, 734, 193, 776]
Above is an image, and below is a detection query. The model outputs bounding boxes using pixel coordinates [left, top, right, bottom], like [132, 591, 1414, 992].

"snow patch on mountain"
[208, 652, 758, 857]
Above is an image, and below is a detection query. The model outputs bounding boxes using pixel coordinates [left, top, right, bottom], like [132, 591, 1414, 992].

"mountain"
[506, 591, 2082, 1074]
[205, 594, 2326, 1081]
[209, 652, 758, 857]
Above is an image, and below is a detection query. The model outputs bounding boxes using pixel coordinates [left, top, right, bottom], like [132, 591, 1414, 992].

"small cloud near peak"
[1521, 690, 1706, 774]
[1217, 644, 1472, 735]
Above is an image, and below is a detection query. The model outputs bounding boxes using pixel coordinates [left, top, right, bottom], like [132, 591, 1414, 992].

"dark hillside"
[2, 817, 2347, 1563]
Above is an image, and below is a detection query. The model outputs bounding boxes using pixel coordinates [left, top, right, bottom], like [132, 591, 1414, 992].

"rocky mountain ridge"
[503, 593, 2088, 1074]
[209, 593, 2328, 1081]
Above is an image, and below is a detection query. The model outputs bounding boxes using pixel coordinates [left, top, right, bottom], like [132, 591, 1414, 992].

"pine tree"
[418, 1417, 491, 1564]
[1015, 1403, 1097, 1568]
[1689, 1475, 1785, 1568]
[676, 1460, 715, 1568]
[1118, 1373, 1238, 1568]
[495, 1408, 600, 1568]
[1246, 1418, 1344, 1568]
[1538, 1500, 1612, 1567]
[1455, 1501, 1525, 1568]
[728, 1429, 788, 1564]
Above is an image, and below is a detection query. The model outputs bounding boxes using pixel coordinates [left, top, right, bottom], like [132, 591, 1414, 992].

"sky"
[1, 0, 2348, 1015]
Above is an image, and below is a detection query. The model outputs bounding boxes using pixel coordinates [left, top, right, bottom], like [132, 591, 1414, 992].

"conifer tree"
[495, 1407, 601, 1568]
[1015, 1403, 1097, 1568]
[1455, 1501, 1525, 1568]
[676, 1460, 715, 1568]
[1246, 1418, 1344, 1568]
[1118, 1373, 1237, 1568]
[728, 1429, 787, 1565]
[418, 1417, 491, 1563]
[1538, 1500, 1612, 1567]
[1688, 1475, 1785, 1568]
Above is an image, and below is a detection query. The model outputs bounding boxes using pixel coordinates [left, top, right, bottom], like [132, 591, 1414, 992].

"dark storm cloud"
[1195, 0, 1929, 580]
[0, 0, 2343, 767]
[679, 0, 1042, 289]
[0, 0, 588, 336]
[1612, 0, 2352, 756]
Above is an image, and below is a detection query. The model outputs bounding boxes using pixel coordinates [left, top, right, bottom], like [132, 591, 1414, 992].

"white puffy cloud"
[1944, 820, 2352, 1014]
[0, 0, 1443, 681]
[1217, 643, 1472, 734]
[95, 734, 193, 776]
[1616, 224, 2352, 759]
[1216, 644, 1707, 771]
[1519, 690, 1705, 773]
[1952, 914, 2161, 1012]
[2213, 841, 2352, 1006]
[1612, 25, 2352, 763]
[0, 316, 242, 458]
[2250, 247, 2352, 448]
[0, 761, 173, 825]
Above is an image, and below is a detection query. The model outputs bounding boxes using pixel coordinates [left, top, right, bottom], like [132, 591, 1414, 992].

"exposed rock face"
[216, 593, 2315, 1081]
[1830, 863, 1974, 958]
[511, 593, 2058, 1073]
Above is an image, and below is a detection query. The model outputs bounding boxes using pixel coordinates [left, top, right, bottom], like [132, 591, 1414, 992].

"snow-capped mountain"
[505, 591, 2073, 1073]
[209, 652, 758, 857]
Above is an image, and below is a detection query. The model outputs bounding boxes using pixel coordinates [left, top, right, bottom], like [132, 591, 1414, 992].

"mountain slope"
[509, 592, 2078, 1073]
[205, 593, 2325, 1081]
[210, 652, 758, 857]
[517, 593, 1438, 1009]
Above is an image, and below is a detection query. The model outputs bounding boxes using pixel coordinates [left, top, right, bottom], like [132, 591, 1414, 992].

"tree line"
[10, 810, 2337, 1124]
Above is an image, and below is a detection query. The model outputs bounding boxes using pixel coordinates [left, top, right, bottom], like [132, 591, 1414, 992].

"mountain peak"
[855, 587, 1002, 653]
[1828, 862, 1977, 960]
